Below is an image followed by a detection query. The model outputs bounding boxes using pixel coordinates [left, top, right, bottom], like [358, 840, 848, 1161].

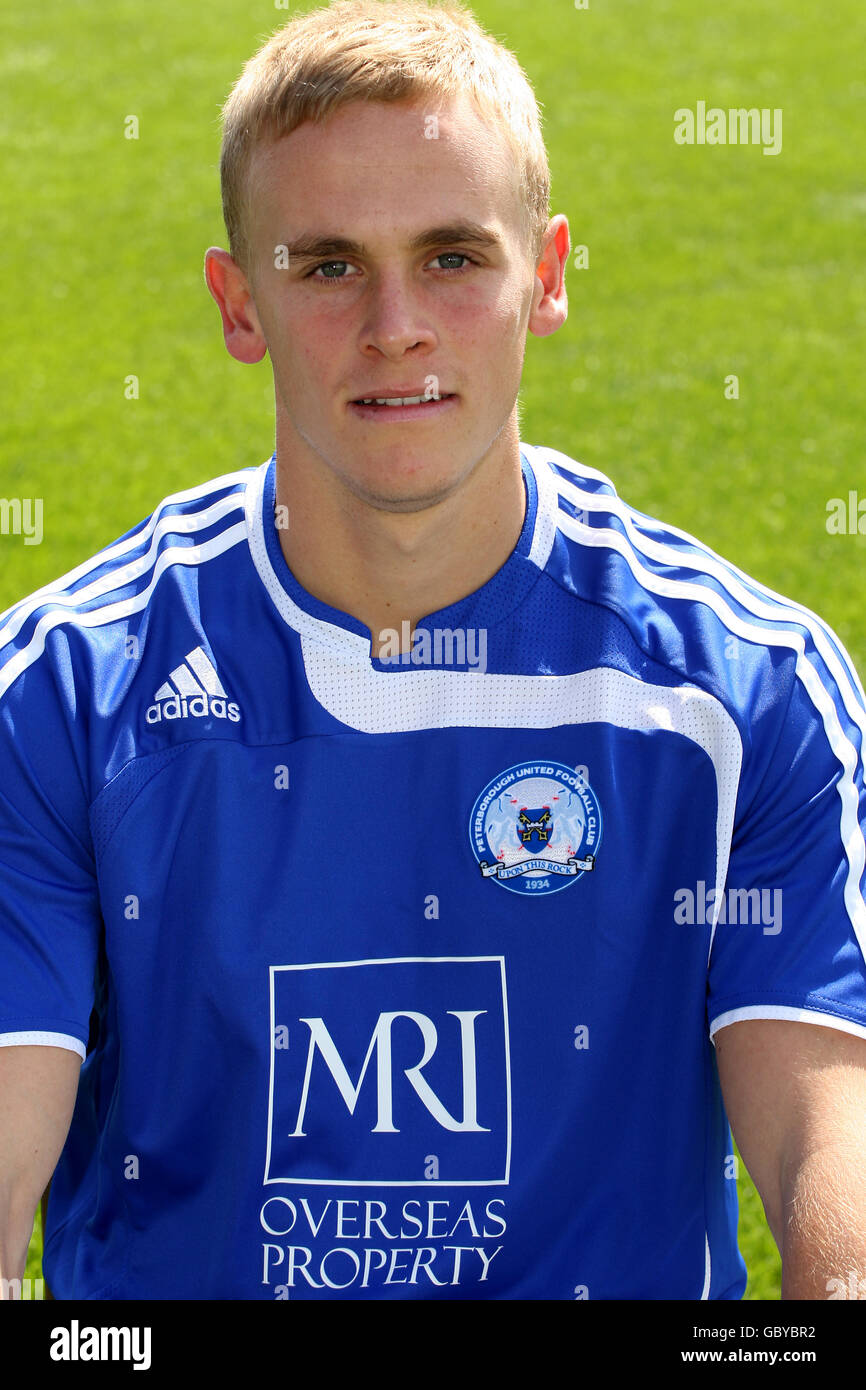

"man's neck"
[273, 424, 526, 657]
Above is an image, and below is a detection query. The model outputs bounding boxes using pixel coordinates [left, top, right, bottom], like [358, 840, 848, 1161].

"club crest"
[469, 761, 602, 897]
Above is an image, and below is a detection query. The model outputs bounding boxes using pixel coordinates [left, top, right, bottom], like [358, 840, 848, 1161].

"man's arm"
[0, 1045, 81, 1297]
[715, 1018, 866, 1299]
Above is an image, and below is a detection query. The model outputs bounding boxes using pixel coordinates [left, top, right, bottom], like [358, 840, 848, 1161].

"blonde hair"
[219, 0, 550, 276]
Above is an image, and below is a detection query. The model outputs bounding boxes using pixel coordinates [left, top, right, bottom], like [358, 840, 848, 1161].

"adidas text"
[146, 694, 241, 724]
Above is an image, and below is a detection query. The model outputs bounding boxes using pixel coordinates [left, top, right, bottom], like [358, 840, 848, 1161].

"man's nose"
[359, 271, 437, 358]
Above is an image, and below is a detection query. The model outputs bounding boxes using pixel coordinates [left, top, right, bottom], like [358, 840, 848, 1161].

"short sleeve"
[708, 636, 866, 1041]
[0, 625, 101, 1058]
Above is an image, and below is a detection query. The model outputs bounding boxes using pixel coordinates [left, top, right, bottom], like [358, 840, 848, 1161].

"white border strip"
[246, 461, 369, 658]
[710, 1004, 866, 1043]
[700, 1234, 711, 1300]
[525, 447, 559, 572]
[0, 1030, 86, 1060]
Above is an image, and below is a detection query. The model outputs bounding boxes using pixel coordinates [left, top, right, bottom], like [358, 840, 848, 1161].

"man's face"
[243, 94, 543, 512]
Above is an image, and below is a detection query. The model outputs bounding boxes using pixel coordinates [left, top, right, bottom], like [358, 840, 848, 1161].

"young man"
[1, 0, 865, 1301]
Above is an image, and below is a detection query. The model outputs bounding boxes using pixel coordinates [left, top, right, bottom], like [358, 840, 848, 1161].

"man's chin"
[338, 463, 463, 515]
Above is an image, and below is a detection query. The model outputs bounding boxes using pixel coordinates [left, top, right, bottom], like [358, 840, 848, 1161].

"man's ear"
[528, 215, 569, 339]
[204, 248, 268, 364]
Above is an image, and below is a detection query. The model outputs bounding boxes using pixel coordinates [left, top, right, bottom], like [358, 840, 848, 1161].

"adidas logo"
[145, 645, 241, 725]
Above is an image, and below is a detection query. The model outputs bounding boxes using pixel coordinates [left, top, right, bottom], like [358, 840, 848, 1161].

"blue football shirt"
[1, 444, 864, 1299]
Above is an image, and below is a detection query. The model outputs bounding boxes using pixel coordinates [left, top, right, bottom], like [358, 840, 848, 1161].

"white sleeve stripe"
[0, 523, 250, 704]
[710, 1006, 866, 1043]
[547, 464, 866, 733]
[526, 443, 862, 699]
[0, 479, 255, 654]
[525, 444, 617, 491]
[629, 509, 866, 706]
[0, 464, 258, 633]
[0, 1030, 86, 1059]
[549, 502, 866, 966]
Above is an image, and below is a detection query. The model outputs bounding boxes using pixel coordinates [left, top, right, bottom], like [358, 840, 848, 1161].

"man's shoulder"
[524, 443, 866, 758]
[529, 444, 849, 676]
[0, 460, 264, 704]
[528, 440, 762, 610]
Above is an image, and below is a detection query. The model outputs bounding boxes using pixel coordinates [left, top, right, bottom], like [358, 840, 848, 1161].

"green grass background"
[4, 0, 865, 1300]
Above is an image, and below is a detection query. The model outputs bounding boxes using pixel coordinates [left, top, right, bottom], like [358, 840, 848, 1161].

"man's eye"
[432, 252, 473, 271]
[309, 260, 356, 280]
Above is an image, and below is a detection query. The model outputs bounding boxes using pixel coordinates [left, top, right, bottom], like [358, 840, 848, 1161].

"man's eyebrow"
[282, 222, 504, 262]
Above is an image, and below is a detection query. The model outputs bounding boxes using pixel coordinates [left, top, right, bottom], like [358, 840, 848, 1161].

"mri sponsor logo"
[265, 957, 511, 1186]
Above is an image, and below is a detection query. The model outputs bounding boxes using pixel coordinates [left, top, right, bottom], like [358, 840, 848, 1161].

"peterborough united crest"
[469, 761, 602, 897]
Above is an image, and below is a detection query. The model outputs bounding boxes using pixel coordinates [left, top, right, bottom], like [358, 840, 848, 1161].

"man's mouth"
[352, 393, 454, 406]
[348, 393, 457, 419]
